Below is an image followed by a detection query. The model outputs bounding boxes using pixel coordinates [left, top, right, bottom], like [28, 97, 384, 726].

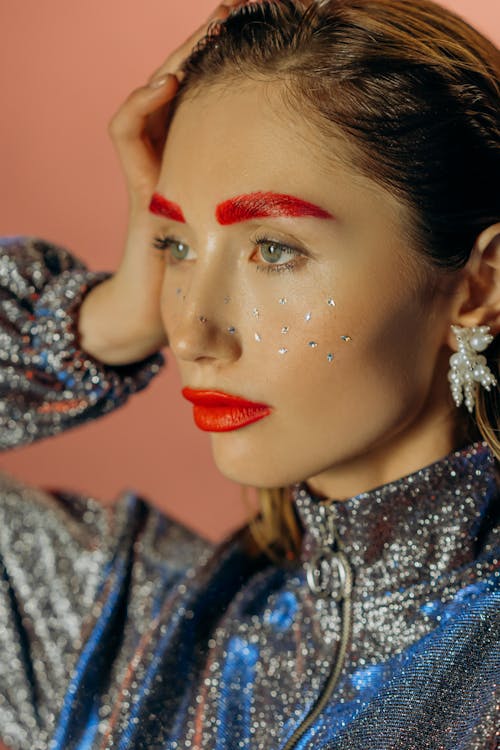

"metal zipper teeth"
[281, 591, 353, 750]
[281, 509, 354, 750]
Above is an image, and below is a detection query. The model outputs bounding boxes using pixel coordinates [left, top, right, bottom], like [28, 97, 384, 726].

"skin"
[149, 79, 500, 501]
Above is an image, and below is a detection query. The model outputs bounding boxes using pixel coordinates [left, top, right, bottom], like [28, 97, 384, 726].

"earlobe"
[448, 225, 500, 343]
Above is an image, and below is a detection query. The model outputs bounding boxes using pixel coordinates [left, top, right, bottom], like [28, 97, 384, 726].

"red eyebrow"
[149, 193, 186, 223]
[216, 191, 334, 224]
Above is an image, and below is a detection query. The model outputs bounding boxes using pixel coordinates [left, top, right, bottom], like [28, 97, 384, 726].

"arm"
[0, 235, 165, 451]
[0, 1, 245, 454]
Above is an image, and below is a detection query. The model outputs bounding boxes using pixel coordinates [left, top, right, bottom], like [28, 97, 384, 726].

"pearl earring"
[448, 324, 497, 413]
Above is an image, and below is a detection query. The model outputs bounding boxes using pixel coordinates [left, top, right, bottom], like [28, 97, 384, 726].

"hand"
[78, 2, 248, 365]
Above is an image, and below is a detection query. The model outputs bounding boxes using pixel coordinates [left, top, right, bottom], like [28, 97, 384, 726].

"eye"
[152, 234, 307, 274]
[152, 236, 191, 260]
[252, 235, 305, 274]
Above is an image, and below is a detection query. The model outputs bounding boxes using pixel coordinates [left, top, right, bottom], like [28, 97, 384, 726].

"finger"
[147, 1, 269, 86]
[108, 76, 179, 199]
[147, 4, 232, 85]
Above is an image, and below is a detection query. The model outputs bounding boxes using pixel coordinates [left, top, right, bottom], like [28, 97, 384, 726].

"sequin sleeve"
[0, 468, 213, 750]
[0, 236, 165, 450]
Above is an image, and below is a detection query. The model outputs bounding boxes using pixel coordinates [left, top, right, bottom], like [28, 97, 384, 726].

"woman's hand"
[78, 1, 250, 365]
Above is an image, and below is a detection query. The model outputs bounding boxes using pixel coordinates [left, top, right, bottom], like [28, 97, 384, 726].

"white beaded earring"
[448, 324, 498, 413]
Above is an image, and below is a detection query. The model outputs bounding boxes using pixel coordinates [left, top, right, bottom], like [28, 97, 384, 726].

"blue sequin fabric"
[0, 237, 498, 749]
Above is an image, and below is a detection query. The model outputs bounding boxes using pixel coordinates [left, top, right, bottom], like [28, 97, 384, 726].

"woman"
[0, 0, 498, 748]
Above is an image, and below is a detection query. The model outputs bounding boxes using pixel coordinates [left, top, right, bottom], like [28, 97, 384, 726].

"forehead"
[160, 80, 341, 182]
[157, 79, 410, 233]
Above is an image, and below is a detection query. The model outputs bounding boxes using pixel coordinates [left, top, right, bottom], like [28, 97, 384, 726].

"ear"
[445, 223, 500, 350]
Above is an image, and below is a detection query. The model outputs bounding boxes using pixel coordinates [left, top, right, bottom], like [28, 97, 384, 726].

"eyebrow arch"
[148, 190, 335, 225]
[149, 194, 186, 223]
[216, 191, 335, 224]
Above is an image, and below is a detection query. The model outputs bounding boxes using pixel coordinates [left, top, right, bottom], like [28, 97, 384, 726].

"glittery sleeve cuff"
[0, 236, 165, 450]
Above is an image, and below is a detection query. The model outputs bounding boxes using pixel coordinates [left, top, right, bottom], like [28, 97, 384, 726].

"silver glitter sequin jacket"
[0, 236, 499, 750]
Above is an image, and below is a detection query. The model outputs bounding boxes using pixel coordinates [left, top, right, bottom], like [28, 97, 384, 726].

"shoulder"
[0, 468, 212, 748]
[0, 468, 211, 593]
[0, 234, 88, 273]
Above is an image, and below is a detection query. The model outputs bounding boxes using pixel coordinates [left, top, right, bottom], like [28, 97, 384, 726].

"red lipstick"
[181, 388, 272, 432]
[216, 191, 334, 225]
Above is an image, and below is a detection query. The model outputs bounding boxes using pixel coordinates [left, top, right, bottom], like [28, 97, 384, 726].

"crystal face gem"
[279, 298, 287, 305]
[278, 347, 288, 354]
[252, 308, 260, 318]
[341, 335, 352, 342]
[328, 298, 336, 307]
[199, 316, 208, 323]
[308, 341, 318, 348]
[228, 326, 236, 334]
[327, 353, 334, 362]
[281, 326, 289, 334]
[255, 333, 262, 342]
[305, 312, 312, 321]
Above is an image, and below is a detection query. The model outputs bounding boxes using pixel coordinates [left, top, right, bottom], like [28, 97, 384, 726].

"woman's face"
[153, 80, 460, 499]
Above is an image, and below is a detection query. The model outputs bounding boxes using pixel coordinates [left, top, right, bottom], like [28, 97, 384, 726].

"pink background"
[1, 1, 499, 543]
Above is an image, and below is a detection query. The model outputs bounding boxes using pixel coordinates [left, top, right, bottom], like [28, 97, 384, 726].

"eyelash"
[152, 234, 304, 274]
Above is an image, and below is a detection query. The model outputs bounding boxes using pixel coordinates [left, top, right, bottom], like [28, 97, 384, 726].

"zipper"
[281, 505, 354, 750]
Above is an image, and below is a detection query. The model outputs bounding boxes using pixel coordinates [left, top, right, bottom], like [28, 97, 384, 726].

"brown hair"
[172, 0, 500, 562]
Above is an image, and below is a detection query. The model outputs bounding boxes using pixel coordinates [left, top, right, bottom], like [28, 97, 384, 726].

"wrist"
[78, 275, 168, 365]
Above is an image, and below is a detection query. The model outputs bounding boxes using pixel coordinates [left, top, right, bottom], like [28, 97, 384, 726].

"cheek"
[160, 273, 185, 332]
[242, 278, 353, 371]
[249, 280, 426, 414]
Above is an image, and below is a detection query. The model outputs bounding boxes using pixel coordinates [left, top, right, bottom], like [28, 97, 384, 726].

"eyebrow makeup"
[216, 191, 335, 225]
[148, 191, 334, 225]
[149, 194, 186, 223]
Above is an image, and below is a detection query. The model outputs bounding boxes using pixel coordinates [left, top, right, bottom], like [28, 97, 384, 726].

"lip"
[181, 388, 273, 432]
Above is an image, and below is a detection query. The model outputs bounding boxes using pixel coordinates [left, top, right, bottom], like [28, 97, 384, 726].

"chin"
[209, 438, 302, 489]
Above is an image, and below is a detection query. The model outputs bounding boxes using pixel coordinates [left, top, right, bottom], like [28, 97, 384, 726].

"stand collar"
[292, 440, 499, 591]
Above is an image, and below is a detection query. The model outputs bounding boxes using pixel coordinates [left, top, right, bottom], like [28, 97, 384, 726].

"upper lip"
[182, 387, 272, 409]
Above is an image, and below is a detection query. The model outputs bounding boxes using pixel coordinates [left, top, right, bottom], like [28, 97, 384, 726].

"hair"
[171, 0, 500, 562]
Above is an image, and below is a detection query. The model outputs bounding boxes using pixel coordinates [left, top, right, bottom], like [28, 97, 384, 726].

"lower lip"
[192, 405, 272, 432]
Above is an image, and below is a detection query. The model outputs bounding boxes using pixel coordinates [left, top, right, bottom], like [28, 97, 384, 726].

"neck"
[304, 412, 477, 503]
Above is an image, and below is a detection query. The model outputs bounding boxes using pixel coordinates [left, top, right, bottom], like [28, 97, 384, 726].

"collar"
[291, 440, 499, 593]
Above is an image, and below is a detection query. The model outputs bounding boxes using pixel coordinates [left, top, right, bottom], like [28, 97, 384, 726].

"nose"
[165, 262, 243, 365]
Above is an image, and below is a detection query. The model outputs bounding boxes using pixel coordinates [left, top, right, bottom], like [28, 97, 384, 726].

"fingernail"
[149, 75, 169, 89]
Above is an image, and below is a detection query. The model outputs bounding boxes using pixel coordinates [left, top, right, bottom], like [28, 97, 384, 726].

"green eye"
[171, 242, 188, 260]
[253, 235, 304, 274]
[260, 241, 285, 264]
[152, 236, 189, 260]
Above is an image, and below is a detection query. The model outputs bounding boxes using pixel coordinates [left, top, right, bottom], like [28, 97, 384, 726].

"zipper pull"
[304, 504, 353, 602]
